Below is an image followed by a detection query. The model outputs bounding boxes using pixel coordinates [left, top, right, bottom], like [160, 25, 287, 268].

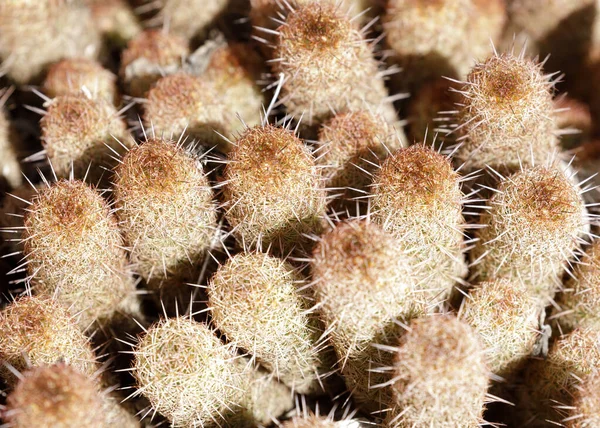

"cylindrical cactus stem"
[146, 0, 229, 42]
[40, 93, 133, 184]
[518, 327, 600, 426]
[2, 363, 139, 428]
[383, 0, 505, 90]
[383, 315, 490, 428]
[470, 166, 587, 299]
[451, 52, 559, 176]
[20, 179, 138, 330]
[120, 29, 189, 98]
[112, 137, 218, 308]
[0, 296, 99, 385]
[222, 124, 327, 256]
[459, 278, 541, 380]
[132, 317, 292, 427]
[553, 239, 600, 333]
[0, 0, 101, 84]
[316, 110, 405, 212]
[567, 370, 600, 428]
[88, 0, 142, 46]
[0, 100, 22, 191]
[311, 219, 421, 411]
[208, 251, 326, 394]
[273, 1, 398, 127]
[371, 144, 468, 297]
[143, 72, 229, 150]
[43, 58, 119, 105]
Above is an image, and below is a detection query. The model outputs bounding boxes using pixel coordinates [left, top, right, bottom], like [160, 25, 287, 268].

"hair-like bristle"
[273, 1, 397, 126]
[0, 296, 99, 385]
[311, 219, 421, 411]
[519, 327, 600, 426]
[317, 110, 405, 211]
[222, 124, 326, 255]
[43, 58, 119, 105]
[208, 251, 326, 394]
[143, 73, 229, 150]
[371, 144, 467, 297]
[567, 370, 600, 428]
[113, 137, 218, 307]
[21, 179, 138, 329]
[132, 316, 292, 427]
[383, 0, 505, 88]
[452, 53, 558, 175]
[470, 165, 587, 298]
[40, 93, 133, 184]
[0, 0, 101, 84]
[383, 315, 489, 427]
[88, 0, 141, 46]
[120, 29, 189, 98]
[460, 278, 541, 380]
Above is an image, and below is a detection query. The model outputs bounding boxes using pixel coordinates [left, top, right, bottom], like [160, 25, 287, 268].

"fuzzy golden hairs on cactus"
[201, 42, 265, 133]
[459, 278, 541, 379]
[470, 166, 587, 297]
[311, 219, 420, 410]
[113, 137, 217, 304]
[566, 370, 600, 427]
[3, 363, 139, 428]
[20, 179, 137, 329]
[87, 0, 141, 46]
[132, 317, 292, 427]
[0, 0, 101, 84]
[371, 144, 467, 296]
[519, 327, 600, 426]
[222, 124, 326, 255]
[120, 29, 189, 98]
[452, 52, 558, 174]
[384, 315, 489, 427]
[0, 296, 98, 385]
[208, 251, 325, 394]
[553, 240, 600, 333]
[273, 1, 397, 126]
[143, 73, 229, 150]
[383, 0, 505, 88]
[0, 98, 21, 191]
[40, 93, 133, 184]
[316, 110, 405, 211]
[43, 58, 119, 105]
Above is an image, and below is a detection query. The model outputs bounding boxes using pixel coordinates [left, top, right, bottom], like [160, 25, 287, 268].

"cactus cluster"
[2, 0, 600, 427]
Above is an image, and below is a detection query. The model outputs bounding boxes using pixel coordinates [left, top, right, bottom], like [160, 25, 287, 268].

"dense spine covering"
[0, 0, 101, 84]
[311, 219, 420, 410]
[371, 144, 467, 297]
[43, 58, 119, 105]
[0, 296, 98, 385]
[452, 53, 558, 174]
[113, 138, 218, 304]
[460, 278, 541, 379]
[143, 73, 229, 149]
[21, 180, 138, 329]
[273, 1, 397, 126]
[222, 124, 326, 255]
[120, 29, 189, 98]
[149, 0, 229, 41]
[567, 371, 600, 427]
[316, 110, 404, 210]
[384, 315, 489, 427]
[132, 317, 292, 427]
[208, 251, 325, 394]
[470, 166, 586, 297]
[88, 0, 141, 46]
[40, 93, 133, 184]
